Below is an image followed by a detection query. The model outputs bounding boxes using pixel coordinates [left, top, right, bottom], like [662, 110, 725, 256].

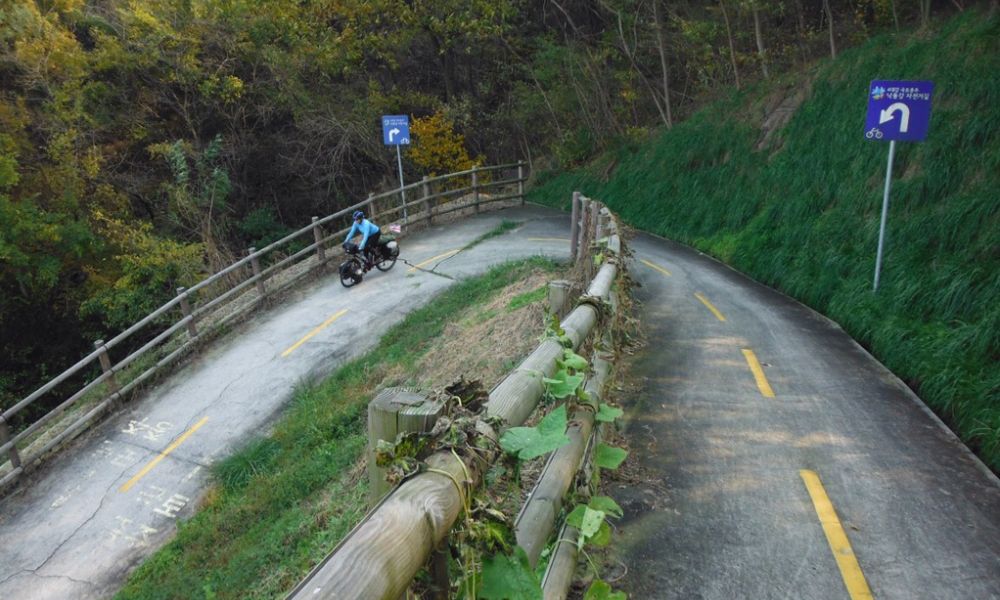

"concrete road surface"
[614, 233, 1000, 599]
[0, 206, 570, 600]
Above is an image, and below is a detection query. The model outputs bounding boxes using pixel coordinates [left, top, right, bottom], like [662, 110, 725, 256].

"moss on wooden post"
[367, 388, 444, 505]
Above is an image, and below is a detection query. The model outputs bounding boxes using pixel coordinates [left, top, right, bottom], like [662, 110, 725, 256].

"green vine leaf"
[594, 403, 623, 423]
[479, 547, 543, 600]
[559, 349, 588, 371]
[566, 504, 606, 550]
[594, 443, 628, 470]
[590, 520, 612, 547]
[543, 371, 584, 399]
[584, 579, 627, 600]
[588, 495, 623, 519]
[500, 404, 570, 460]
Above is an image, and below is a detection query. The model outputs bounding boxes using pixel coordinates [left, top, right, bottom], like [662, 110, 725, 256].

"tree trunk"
[889, 0, 900, 32]
[651, 0, 674, 128]
[920, 0, 931, 29]
[823, 0, 837, 59]
[753, 7, 769, 79]
[719, 0, 741, 89]
[608, 7, 669, 127]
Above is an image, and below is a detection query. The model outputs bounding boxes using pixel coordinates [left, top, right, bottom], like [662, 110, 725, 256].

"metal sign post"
[382, 115, 411, 222]
[863, 80, 934, 291]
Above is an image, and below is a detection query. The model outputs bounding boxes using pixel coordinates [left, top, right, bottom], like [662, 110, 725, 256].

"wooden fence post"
[93, 340, 119, 396]
[0, 417, 22, 471]
[548, 280, 571, 319]
[472, 166, 480, 213]
[367, 388, 444, 505]
[518, 162, 526, 205]
[176, 287, 198, 338]
[569, 191, 581, 262]
[422, 176, 432, 225]
[312, 217, 326, 263]
[249, 248, 266, 297]
[367, 192, 376, 220]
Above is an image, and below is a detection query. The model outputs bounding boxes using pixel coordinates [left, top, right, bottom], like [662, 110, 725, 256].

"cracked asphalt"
[0, 206, 571, 599]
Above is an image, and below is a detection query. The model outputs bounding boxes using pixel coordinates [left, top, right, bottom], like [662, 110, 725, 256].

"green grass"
[462, 219, 521, 251]
[115, 256, 559, 600]
[529, 10, 1000, 471]
[507, 286, 547, 312]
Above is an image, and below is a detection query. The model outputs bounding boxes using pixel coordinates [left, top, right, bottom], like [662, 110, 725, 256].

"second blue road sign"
[864, 80, 934, 142]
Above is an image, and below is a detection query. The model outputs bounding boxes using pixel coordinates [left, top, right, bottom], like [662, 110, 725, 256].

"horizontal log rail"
[287, 194, 622, 600]
[0, 162, 528, 492]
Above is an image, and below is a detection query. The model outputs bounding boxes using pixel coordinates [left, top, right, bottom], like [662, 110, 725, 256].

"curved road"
[614, 233, 1000, 599]
[2, 206, 998, 599]
[0, 206, 569, 599]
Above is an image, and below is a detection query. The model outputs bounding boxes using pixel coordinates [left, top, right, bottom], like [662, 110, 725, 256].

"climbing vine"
[376, 207, 635, 598]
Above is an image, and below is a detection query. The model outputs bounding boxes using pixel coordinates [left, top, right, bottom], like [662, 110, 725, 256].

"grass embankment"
[530, 11, 1000, 470]
[116, 257, 560, 600]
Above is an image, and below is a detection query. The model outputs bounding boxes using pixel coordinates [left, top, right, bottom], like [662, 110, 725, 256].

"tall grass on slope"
[115, 257, 558, 600]
[530, 10, 1000, 470]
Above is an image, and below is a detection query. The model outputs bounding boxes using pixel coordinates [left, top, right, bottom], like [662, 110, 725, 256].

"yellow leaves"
[11, 3, 86, 83]
[199, 75, 245, 104]
[129, 5, 165, 31]
[52, 0, 85, 14]
[82, 146, 103, 180]
[46, 128, 79, 164]
[409, 111, 482, 177]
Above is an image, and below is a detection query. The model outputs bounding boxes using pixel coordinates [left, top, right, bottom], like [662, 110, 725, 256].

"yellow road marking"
[120, 417, 209, 493]
[640, 259, 672, 277]
[741, 349, 775, 398]
[526, 237, 569, 243]
[800, 470, 874, 600]
[281, 309, 349, 357]
[407, 249, 461, 272]
[694, 292, 726, 321]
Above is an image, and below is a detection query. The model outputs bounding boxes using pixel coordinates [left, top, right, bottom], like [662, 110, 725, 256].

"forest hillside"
[530, 8, 1000, 470]
[0, 1, 986, 429]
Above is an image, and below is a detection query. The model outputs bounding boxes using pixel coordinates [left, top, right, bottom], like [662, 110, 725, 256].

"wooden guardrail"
[0, 162, 527, 492]
[286, 192, 624, 599]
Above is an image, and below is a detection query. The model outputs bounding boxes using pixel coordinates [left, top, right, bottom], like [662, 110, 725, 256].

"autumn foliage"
[409, 112, 483, 177]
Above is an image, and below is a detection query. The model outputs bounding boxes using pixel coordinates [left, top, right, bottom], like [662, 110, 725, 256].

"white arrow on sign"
[388, 128, 400, 142]
[879, 102, 911, 133]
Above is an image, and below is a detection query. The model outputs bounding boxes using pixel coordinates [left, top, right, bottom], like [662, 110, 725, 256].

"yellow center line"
[526, 237, 570, 243]
[281, 309, 349, 357]
[407, 248, 461, 272]
[694, 292, 726, 321]
[800, 470, 874, 600]
[120, 417, 209, 493]
[640, 258, 672, 277]
[741, 348, 775, 398]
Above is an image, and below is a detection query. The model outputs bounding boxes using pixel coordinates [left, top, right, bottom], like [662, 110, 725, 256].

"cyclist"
[343, 210, 381, 270]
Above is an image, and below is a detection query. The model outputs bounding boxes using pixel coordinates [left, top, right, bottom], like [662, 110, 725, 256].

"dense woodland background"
[0, 0, 987, 422]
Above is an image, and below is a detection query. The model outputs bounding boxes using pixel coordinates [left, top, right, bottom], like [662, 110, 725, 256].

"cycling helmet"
[353, 210, 364, 221]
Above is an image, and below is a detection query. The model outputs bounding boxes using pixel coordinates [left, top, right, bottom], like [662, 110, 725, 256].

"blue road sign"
[382, 115, 410, 146]
[864, 80, 934, 142]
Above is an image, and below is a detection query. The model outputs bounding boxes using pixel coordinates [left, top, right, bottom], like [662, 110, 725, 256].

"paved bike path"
[613, 233, 1000, 599]
[0, 206, 570, 600]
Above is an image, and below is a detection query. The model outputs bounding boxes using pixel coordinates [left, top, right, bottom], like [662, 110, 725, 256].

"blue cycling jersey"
[345, 219, 380, 250]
